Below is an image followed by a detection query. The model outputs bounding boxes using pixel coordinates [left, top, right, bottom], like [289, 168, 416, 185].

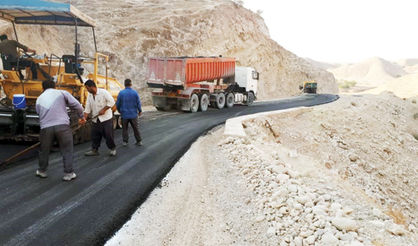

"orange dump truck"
[147, 56, 259, 112]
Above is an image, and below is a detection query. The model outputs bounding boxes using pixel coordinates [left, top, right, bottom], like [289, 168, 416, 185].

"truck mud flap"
[178, 98, 190, 111]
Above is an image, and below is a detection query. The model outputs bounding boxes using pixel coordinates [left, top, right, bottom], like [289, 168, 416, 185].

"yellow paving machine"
[300, 80, 318, 94]
[0, 0, 122, 142]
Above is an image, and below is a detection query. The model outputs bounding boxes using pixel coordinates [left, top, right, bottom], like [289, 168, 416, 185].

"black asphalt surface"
[0, 94, 338, 246]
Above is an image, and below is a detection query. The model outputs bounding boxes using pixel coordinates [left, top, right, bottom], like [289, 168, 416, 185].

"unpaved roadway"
[0, 94, 338, 246]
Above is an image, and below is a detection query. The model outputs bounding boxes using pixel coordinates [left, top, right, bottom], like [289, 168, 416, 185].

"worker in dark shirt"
[116, 79, 143, 146]
[0, 34, 38, 79]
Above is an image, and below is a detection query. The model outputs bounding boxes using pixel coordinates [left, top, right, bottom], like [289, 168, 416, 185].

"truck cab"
[235, 66, 259, 96]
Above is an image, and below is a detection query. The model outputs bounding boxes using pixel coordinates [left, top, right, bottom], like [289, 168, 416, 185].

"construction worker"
[116, 79, 143, 146]
[83, 79, 117, 156]
[0, 34, 38, 79]
[35, 79, 84, 181]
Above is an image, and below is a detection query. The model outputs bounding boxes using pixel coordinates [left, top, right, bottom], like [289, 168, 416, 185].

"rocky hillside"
[0, 0, 338, 104]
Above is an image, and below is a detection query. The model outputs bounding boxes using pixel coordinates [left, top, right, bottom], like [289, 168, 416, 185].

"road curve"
[0, 94, 338, 246]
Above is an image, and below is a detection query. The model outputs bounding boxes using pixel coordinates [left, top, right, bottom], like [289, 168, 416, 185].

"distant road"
[0, 94, 338, 246]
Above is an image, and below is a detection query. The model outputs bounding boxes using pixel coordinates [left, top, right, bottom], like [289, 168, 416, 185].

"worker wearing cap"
[83, 79, 117, 156]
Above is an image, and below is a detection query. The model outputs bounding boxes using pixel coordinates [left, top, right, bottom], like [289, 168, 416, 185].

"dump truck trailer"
[147, 57, 259, 112]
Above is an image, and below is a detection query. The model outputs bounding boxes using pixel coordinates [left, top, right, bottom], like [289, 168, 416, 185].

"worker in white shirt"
[83, 80, 117, 156]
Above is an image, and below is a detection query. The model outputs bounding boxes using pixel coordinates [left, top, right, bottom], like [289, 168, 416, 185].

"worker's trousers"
[91, 119, 116, 151]
[39, 124, 74, 173]
[11, 59, 38, 79]
[122, 117, 141, 143]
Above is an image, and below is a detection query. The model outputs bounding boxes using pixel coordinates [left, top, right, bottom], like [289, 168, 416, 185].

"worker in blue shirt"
[116, 79, 143, 146]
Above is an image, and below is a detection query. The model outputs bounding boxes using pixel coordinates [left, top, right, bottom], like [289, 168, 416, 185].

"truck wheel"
[216, 93, 225, 109]
[246, 92, 255, 106]
[226, 93, 234, 108]
[190, 94, 199, 113]
[200, 94, 209, 112]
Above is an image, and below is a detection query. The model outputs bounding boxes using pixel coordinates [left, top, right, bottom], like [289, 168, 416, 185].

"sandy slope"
[363, 74, 418, 98]
[328, 57, 406, 87]
[327, 57, 418, 97]
[106, 94, 417, 245]
[395, 59, 418, 67]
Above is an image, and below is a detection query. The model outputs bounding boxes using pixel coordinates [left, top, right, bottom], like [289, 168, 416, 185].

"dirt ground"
[106, 93, 417, 246]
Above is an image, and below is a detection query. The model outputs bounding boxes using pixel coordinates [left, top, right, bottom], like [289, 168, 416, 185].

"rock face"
[0, 0, 338, 104]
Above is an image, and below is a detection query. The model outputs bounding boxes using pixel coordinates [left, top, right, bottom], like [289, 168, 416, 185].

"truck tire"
[190, 94, 199, 113]
[215, 93, 225, 109]
[226, 93, 234, 108]
[246, 91, 255, 106]
[200, 94, 209, 112]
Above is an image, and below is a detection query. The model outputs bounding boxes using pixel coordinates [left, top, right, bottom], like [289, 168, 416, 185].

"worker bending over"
[35, 80, 84, 181]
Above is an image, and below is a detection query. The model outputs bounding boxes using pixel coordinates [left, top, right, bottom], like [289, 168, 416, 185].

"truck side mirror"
[252, 71, 259, 80]
[299, 85, 303, 90]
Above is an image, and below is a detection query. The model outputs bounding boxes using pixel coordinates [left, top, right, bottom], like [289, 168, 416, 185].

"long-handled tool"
[0, 114, 98, 166]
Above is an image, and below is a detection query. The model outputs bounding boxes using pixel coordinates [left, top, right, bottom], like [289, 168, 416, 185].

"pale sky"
[243, 0, 418, 63]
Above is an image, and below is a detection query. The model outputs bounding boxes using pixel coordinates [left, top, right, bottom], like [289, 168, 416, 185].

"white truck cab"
[231, 66, 259, 105]
[235, 66, 259, 96]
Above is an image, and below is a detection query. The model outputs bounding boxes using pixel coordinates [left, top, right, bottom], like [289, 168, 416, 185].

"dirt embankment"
[107, 93, 417, 245]
[0, 0, 337, 104]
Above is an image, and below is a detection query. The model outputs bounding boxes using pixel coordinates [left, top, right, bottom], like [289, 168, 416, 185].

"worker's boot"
[109, 148, 116, 156]
[62, 172, 77, 181]
[84, 149, 99, 156]
[35, 170, 48, 178]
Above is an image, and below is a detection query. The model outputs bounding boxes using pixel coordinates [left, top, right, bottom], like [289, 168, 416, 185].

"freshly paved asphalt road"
[0, 94, 338, 246]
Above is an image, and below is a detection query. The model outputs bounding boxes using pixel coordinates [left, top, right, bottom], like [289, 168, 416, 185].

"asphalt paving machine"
[0, 0, 122, 143]
[300, 80, 318, 94]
